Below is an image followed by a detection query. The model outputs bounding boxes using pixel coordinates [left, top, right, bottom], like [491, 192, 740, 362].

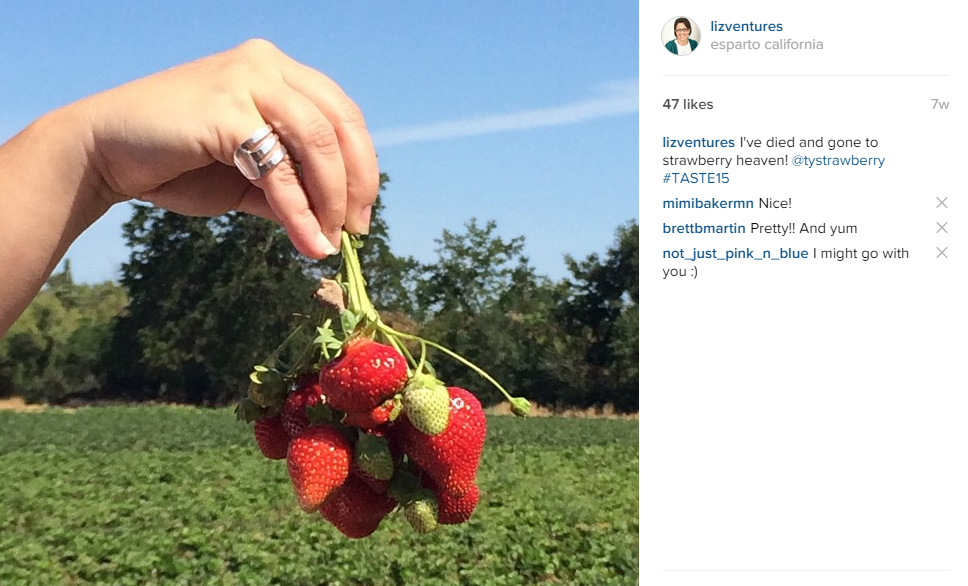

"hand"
[86, 39, 379, 258]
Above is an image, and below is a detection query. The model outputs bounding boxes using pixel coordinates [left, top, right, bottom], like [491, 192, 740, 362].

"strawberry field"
[0, 407, 638, 585]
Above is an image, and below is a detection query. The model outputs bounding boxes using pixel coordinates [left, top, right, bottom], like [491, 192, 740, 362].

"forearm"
[0, 103, 111, 336]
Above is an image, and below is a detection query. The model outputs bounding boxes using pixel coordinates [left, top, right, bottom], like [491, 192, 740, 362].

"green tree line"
[0, 176, 638, 411]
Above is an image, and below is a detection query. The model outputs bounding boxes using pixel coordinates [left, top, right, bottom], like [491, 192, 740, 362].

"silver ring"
[234, 125, 288, 180]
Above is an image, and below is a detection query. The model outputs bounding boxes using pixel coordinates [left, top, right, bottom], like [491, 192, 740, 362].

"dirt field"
[0, 397, 46, 412]
[0, 396, 637, 419]
[486, 401, 638, 420]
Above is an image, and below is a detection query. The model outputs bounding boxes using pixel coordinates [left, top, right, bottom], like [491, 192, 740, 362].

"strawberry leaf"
[235, 398, 265, 423]
[340, 310, 361, 337]
[388, 469, 422, 503]
[306, 401, 335, 424]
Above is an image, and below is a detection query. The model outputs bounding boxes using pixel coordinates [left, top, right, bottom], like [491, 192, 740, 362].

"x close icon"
[936, 222, 948, 233]
[937, 247, 948, 258]
[936, 197, 948, 208]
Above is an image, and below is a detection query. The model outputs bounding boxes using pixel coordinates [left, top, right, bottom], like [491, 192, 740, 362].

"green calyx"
[354, 433, 394, 481]
[402, 375, 451, 436]
[510, 396, 532, 417]
[387, 469, 422, 502]
[235, 397, 267, 423]
[387, 395, 403, 422]
[306, 401, 335, 425]
[247, 365, 287, 408]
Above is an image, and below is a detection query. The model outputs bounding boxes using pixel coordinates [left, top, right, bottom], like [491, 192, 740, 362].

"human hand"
[84, 39, 378, 258]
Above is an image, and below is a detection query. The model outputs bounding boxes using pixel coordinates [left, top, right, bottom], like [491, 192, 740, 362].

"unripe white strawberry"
[402, 374, 450, 436]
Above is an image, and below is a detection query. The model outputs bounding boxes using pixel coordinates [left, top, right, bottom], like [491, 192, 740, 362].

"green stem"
[339, 233, 362, 315]
[378, 323, 515, 403]
[267, 319, 308, 364]
[378, 329, 414, 377]
[340, 231, 377, 322]
[414, 340, 427, 376]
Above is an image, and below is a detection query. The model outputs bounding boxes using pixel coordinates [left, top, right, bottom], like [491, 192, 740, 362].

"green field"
[0, 407, 638, 585]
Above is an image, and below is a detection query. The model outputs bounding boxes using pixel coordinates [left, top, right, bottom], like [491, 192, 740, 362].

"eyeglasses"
[675, 29, 690, 33]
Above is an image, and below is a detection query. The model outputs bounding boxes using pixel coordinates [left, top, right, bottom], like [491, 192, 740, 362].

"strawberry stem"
[377, 323, 530, 416]
[330, 229, 531, 417]
[340, 231, 379, 324]
[415, 340, 428, 376]
[379, 330, 415, 377]
[261, 317, 310, 370]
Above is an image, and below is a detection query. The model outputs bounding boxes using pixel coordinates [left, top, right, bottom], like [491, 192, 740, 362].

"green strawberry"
[403, 488, 438, 534]
[401, 373, 450, 436]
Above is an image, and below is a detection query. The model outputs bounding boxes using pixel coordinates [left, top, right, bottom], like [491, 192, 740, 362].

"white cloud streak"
[371, 79, 638, 148]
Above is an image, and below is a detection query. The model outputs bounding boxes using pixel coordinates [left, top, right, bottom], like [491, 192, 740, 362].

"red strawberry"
[423, 476, 480, 524]
[321, 475, 397, 538]
[254, 415, 289, 460]
[281, 374, 325, 437]
[321, 338, 407, 413]
[438, 485, 479, 524]
[342, 397, 396, 430]
[351, 466, 390, 494]
[286, 425, 352, 511]
[394, 387, 486, 497]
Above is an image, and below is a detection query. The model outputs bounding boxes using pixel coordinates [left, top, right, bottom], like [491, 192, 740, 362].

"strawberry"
[281, 374, 326, 437]
[401, 374, 450, 436]
[286, 425, 352, 511]
[403, 488, 439, 534]
[342, 397, 397, 430]
[320, 338, 407, 413]
[425, 477, 480, 525]
[352, 466, 390, 494]
[253, 415, 289, 460]
[321, 475, 397, 538]
[394, 387, 486, 497]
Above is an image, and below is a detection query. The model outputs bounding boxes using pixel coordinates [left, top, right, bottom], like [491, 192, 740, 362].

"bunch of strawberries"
[237, 232, 529, 538]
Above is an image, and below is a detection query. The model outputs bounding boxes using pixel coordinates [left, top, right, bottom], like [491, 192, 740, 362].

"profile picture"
[662, 16, 700, 55]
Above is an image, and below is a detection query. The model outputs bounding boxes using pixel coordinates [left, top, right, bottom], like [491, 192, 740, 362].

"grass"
[0, 406, 638, 586]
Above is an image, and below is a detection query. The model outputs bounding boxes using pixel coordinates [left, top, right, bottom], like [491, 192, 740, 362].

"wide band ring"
[234, 125, 288, 180]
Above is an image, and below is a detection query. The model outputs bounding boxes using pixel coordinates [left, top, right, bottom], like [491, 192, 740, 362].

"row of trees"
[0, 176, 638, 411]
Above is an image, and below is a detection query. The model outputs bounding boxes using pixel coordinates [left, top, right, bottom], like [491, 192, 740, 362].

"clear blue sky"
[1, 2, 638, 283]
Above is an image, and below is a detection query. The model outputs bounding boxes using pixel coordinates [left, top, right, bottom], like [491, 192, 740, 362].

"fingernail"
[316, 232, 339, 256]
[357, 205, 373, 234]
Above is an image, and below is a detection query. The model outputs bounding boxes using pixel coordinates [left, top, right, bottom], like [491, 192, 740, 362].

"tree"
[557, 220, 639, 411]
[0, 265, 127, 402]
[413, 219, 564, 406]
[104, 208, 315, 404]
[415, 218, 533, 318]
[103, 174, 415, 405]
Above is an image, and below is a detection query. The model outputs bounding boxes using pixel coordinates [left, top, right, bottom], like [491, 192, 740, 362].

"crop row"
[0, 407, 638, 585]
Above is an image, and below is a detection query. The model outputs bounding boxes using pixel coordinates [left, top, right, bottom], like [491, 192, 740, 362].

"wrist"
[31, 102, 116, 227]
[0, 101, 114, 335]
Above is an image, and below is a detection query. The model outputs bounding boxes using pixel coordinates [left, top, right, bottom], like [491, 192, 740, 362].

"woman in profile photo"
[666, 18, 698, 55]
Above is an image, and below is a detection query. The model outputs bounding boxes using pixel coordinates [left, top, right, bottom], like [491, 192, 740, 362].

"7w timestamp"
[663, 98, 713, 110]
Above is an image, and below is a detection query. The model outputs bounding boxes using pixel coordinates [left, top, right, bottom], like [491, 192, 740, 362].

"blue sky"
[1, 2, 638, 283]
